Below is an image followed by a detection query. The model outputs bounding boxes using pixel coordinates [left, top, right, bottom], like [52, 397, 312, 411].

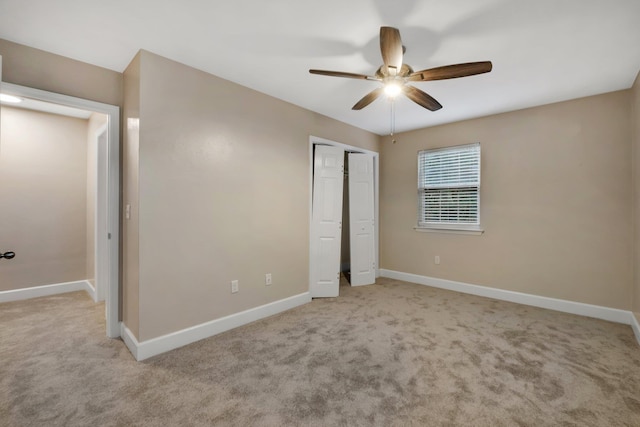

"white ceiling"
[1, 0, 639, 135]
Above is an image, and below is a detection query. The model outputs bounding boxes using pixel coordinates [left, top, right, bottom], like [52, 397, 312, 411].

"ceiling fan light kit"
[309, 26, 493, 131]
[0, 93, 23, 104]
[384, 81, 402, 97]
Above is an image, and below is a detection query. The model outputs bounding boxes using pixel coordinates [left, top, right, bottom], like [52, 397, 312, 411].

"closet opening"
[308, 136, 379, 298]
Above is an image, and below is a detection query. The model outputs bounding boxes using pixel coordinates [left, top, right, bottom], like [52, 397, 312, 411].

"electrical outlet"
[231, 280, 239, 293]
[435, 255, 440, 265]
[265, 273, 272, 286]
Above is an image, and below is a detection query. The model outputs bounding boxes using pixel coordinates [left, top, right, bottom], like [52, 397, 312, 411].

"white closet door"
[348, 153, 375, 286]
[310, 145, 345, 297]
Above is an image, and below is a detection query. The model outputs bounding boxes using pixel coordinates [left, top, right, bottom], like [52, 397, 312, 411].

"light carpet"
[1, 277, 640, 426]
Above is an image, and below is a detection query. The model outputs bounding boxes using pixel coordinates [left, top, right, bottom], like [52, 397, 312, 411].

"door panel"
[348, 153, 375, 286]
[310, 145, 344, 297]
[96, 128, 108, 301]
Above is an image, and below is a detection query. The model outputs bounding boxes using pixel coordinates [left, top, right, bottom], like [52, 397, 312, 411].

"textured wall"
[0, 38, 122, 107]
[0, 107, 88, 290]
[380, 91, 632, 310]
[125, 50, 379, 341]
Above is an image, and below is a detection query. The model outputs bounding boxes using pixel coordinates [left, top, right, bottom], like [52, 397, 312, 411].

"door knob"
[0, 251, 15, 259]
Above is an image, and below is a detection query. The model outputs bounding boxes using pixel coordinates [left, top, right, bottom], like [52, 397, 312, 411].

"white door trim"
[308, 136, 380, 292]
[94, 123, 108, 302]
[1, 82, 121, 338]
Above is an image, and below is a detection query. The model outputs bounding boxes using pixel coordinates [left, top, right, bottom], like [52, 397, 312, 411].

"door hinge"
[108, 233, 111, 239]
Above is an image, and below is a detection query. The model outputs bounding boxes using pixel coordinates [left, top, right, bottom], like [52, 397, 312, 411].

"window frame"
[415, 142, 484, 235]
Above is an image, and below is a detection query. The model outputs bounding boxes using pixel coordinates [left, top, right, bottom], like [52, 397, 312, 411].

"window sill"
[414, 225, 484, 236]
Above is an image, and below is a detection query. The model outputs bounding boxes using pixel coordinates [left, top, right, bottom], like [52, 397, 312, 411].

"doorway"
[0, 82, 120, 338]
[308, 136, 379, 298]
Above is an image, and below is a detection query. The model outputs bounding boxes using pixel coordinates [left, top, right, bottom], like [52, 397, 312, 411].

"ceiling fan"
[309, 26, 492, 112]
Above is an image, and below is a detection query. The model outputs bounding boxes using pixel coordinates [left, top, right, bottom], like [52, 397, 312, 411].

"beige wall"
[380, 91, 632, 310]
[0, 39, 122, 107]
[632, 71, 640, 322]
[127, 50, 379, 341]
[86, 112, 109, 287]
[123, 53, 141, 338]
[0, 107, 89, 290]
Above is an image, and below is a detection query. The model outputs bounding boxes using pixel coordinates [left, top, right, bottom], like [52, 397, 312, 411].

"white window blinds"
[418, 143, 480, 226]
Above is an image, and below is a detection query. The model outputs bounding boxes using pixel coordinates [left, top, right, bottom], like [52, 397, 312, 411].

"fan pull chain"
[390, 98, 397, 143]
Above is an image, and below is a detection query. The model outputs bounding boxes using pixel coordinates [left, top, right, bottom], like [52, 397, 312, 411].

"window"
[417, 143, 481, 232]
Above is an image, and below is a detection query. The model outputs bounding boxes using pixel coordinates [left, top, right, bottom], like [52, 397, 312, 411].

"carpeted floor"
[1, 277, 640, 426]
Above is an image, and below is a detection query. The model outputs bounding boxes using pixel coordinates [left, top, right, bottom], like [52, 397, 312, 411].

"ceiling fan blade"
[403, 86, 443, 111]
[380, 27, 403, 76]
[309, 69, 374, 80]
[352, 88, 384, 110]
[408, 61, 493, 81]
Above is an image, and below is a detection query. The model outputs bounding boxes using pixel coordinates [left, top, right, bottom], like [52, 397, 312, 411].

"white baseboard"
[121, 292, 312, 361]
[0, 280, 95, 303]
[631, 313, 640, 347]
[84, 281, 97, 302]
[120, 324, 140, 360]
[379, 269, 632, 325]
